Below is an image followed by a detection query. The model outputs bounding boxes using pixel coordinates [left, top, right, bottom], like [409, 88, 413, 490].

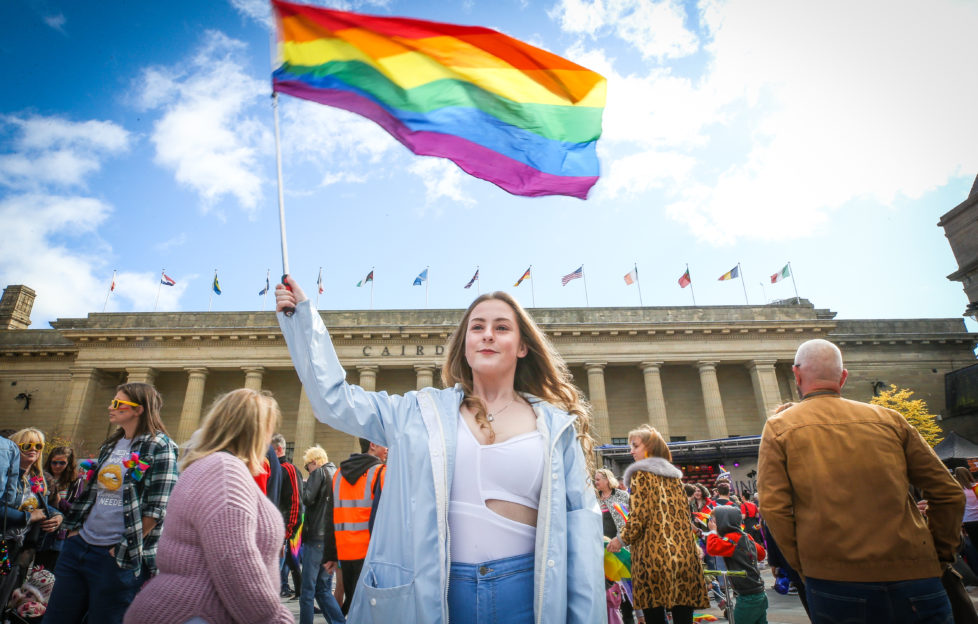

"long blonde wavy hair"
[441, 292, 595, 473]
[180, 389, 280, 476]
[10, 428, 47, 496]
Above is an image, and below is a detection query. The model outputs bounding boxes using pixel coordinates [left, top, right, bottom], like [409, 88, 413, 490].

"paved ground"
[278, 584, 978, 622]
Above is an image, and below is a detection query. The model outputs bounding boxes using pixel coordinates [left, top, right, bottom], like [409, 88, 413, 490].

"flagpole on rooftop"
[788, 261, 800, 303]
[208, 269, 216, 312]
[687, 264, 697, 306]
[759, 281, 768, 304]
[317, 267, 323, 309]
[738, 262, 749, 305]
[154, 269, 164, 312]
[103, 270, 116, 313]
[370, 267, 374, 310]
[476, 266, 480, 296]
[530, 265, 536, 307]
[262, 268, 270, 311]
[582, 265, 590, 307]
[635, 262, 643, 307]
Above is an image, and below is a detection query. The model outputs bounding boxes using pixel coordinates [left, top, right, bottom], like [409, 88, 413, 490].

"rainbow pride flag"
[271, 0, 606, 199]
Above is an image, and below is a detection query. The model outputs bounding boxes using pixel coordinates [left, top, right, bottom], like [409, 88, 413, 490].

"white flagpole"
[788, 261, 800, 302]
[262, 268, 270, 311]
[272, 92, 294, 316]
[425, 266, 429, 308]
[635, 262, 644, 307]
[582, 265, 590, 307]
[687, 263, 697, 306]
[103, 270, 116, 313]
[476, 266, 480, 296]
[760, 281, 768, 303]
[738, 262, 749, 304]
[530, 265, 535, 307]
[154, 269, 164, 312]
[208, 269, 217, 312]
[370, 267, 374, 310]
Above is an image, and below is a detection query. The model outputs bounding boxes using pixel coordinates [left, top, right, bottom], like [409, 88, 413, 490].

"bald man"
[758, 339, 964, 624]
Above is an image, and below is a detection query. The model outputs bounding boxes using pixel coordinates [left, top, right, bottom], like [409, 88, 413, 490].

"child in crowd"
[705, 506, 768, 624]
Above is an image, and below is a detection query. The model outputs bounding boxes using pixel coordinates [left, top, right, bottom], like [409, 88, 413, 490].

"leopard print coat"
[621, 457, 709, 611]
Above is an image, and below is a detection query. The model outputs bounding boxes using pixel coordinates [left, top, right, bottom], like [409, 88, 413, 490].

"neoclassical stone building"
[1, 284, 975, 469]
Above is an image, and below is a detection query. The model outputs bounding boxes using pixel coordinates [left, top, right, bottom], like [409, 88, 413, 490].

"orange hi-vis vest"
[333, 463, 385, 560]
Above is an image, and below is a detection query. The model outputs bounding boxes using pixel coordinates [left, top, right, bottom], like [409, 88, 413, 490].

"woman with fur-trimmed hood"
[621, 425, 709, 624]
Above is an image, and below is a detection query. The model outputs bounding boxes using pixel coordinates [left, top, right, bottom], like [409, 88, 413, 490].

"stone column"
[585, 362, 610, 443]
[415, 365, 435, 390]
[125, 367, 157, 385]
[748, 360, 783, 422]
[697, 361, 728, 439]
[358, 365, 378, 392]
[59, 367, 100, 441]
[294, 387, 316, 469]
[242, 366, 264, 391]
[175, 367, 208, 445]
[640, 362, 669, 439]
[355, 366, 379, 452]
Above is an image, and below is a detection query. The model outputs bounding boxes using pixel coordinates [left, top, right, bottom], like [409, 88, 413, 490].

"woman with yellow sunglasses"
[44, 382, 179, 624]
[2, 428, 63, 548]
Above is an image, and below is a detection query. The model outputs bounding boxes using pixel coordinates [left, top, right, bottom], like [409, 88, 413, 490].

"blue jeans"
[806, 576, 953, 624]
[300, 540, 346, 624]
[448, 552, 534, 624]
[43, 534, 146, 624]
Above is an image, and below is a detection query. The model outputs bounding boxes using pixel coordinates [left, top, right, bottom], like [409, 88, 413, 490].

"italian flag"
[770, 264, 790, 283]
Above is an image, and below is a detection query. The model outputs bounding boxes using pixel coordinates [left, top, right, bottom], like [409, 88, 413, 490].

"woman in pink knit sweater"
[124, 389, 294, 624]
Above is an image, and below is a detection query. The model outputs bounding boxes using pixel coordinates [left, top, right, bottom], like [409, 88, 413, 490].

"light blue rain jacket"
[279, 301, 605, 624]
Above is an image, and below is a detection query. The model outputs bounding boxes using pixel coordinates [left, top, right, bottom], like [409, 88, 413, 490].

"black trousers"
[340, 558, 365, 614]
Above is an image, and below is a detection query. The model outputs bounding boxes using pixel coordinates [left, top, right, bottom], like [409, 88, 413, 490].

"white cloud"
[596, 149, 696, 200]
[154, 233, 188, 251]
[0, 116, 130, 190]
[407, 158, 476, 207]
[42, 13, 66, 34]
[551, 0, 699, 60]
[0, 194, 112, 323]
[556, 0, 978, 243]
[136, 32, 270, 215]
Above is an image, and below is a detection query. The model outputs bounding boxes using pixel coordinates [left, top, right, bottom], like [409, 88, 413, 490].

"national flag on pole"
[678, 269, 691, 288]
[413, 268, 428, 286]
[464, 269, 479, 289]
[718, 265, 740, 281]
[259, 275, 270, 296]
[317, 270, 325, 294]
[624, 268, 637, 285]
[161, 273, 176, 286]
[270, 1, 606, 200]
[212, 274, 222, 295]
[110, 277, 116, 292]
[771, 264, 790, 283]
[357, 270, 374, 287]
[514, 267, 531, 287]
[561, 266, 583, 286]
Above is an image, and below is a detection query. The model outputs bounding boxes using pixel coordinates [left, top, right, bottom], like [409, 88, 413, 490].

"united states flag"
[561, 266, 583, 286]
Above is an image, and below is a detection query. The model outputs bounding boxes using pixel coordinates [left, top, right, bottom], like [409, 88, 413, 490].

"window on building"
[285, 442, 295, 464]
[670, 435, 687, 442]
[611, 437, 628, 445]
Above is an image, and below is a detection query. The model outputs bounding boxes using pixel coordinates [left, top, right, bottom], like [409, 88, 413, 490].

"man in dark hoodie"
[332, 437, 387, 614]
[706, 505, 768, 624]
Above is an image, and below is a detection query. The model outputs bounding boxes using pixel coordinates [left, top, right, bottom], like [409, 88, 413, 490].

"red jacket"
[706, 531, 766, 561]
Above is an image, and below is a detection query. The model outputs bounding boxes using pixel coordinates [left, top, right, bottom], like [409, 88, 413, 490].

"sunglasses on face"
[109, 399, 140, 410]
[50, 461, 68, 466]
[19, 442, 44, 452]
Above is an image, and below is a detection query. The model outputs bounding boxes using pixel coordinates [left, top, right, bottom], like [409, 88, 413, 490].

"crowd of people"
[0, 279, 974, 624]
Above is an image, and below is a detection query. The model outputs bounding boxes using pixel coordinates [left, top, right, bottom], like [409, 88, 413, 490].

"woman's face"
[594, 471, 608, 492]
[629, 437, 647, 462]
[692, 488, 702, 500]
[108, 391, 141, 430]
[18, 438, 42, 470]
[464, 299, 527, 379]
[49, 454, 69, 477]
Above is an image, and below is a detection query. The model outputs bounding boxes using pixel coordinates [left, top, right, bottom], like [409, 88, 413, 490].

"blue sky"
[2, 0, 977, 332]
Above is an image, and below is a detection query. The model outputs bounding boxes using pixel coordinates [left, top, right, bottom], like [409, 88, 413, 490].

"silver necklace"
[487, 397, 517, 422]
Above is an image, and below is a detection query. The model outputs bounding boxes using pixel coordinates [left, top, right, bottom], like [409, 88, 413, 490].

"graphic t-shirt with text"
[79, 437, 133, 547]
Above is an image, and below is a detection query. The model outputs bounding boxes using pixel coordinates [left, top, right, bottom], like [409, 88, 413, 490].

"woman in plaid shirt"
[44, 382, 179, 624]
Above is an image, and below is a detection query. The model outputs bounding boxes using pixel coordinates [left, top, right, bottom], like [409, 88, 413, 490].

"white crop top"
[449, 413, 545, 564]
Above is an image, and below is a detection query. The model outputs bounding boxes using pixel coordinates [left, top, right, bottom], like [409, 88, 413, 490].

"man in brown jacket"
[758, 338, 963, 623]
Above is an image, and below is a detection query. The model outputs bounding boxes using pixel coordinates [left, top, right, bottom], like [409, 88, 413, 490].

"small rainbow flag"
[271, 0, 606, 199]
